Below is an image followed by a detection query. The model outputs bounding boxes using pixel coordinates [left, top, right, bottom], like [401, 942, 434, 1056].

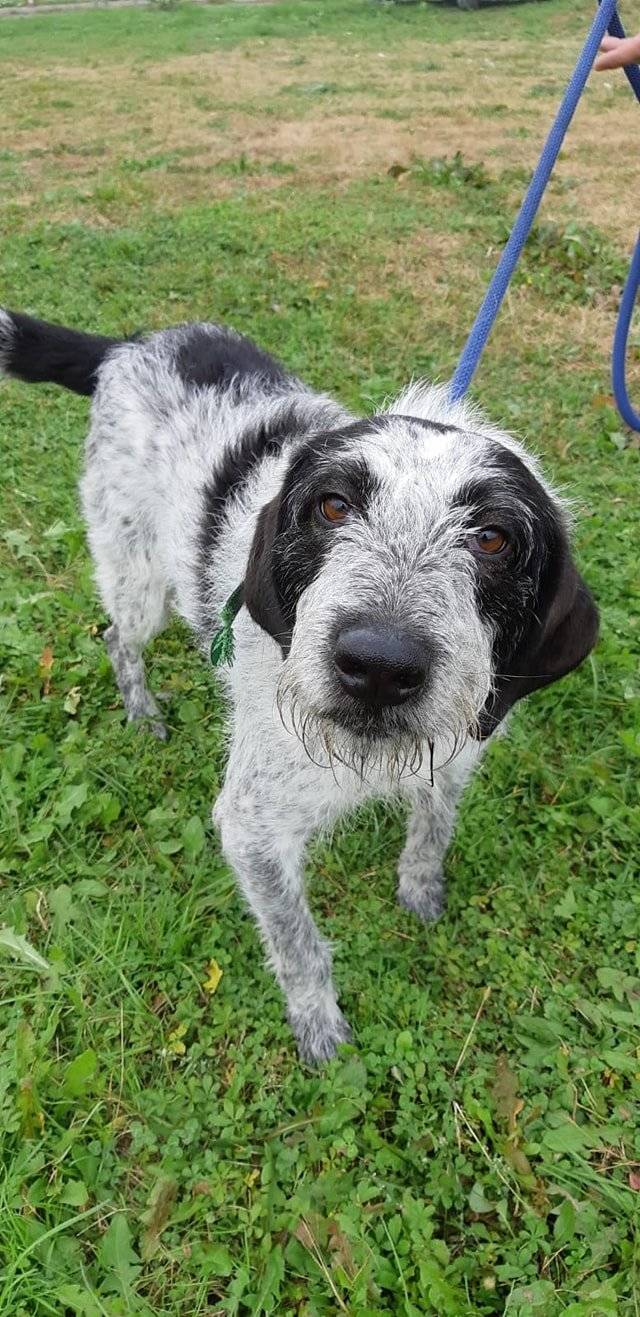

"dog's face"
[245, 401, 598, 769]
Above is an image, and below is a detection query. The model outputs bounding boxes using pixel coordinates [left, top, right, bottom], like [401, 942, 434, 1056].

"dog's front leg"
[397, 772, 468, 924]
[214, 778, 351, 1065]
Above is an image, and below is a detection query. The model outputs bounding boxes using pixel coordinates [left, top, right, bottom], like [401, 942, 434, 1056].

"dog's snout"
[334, 626, 429, 708]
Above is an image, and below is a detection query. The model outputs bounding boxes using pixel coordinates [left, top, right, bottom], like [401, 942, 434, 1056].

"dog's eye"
[318, 495, 351, 525]
[470, 527, 510, 556]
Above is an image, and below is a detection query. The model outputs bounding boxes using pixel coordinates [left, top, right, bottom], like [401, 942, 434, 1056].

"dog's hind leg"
[94, 543, 171, 739]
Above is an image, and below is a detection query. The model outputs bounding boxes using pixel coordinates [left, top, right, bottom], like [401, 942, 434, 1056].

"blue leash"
[449, 1, 640, 431]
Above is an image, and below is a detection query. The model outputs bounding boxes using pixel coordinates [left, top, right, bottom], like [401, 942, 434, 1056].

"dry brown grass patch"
[2, 32, 639, 245]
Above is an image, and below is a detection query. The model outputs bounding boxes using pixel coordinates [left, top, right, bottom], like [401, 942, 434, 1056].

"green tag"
[210, 584, 244, 668]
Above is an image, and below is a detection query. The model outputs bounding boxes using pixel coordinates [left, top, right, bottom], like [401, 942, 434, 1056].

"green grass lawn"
[1, 1, 639, 1313]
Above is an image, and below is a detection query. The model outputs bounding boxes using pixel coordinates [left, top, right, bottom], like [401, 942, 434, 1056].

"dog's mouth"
[315, 697, 480, 776]
[313, 711, 428, 781]
[325, 702, 412, 739]
[276, 682, 419, 774]
[276, 669, 476, 781]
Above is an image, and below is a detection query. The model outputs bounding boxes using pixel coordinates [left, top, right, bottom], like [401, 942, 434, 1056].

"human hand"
[595, 33, 640, 71]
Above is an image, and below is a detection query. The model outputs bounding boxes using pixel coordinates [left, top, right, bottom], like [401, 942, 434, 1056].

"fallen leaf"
[39, 645, 54, 695]
[203, 959, 223, 994]
[492, 1054, 534, 1178]
[294, 1211, 328, 1250]
[629, 1169, 640, 1191]
[64, 686, 82, 716]
[17, 1075, 45, 1139]
[492, 1054, 521, 1133]
[502, 1141, 533, 1178]
[327, 1220, 358, 1279]
[294, 1219, 316, 1251]
[141, 1175, 178, 1260]
[166, 1022, 187, 1055]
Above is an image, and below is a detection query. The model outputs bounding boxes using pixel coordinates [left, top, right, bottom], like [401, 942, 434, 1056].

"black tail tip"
[0, 307, 120, 396]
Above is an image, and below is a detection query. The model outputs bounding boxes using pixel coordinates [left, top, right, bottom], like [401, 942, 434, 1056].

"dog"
[0, 308, 599, 1063]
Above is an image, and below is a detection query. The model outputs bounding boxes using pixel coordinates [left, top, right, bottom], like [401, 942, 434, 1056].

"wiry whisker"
[275, 683, 296, 741]
[319, 727, 341, 788]
[298, 708, 332, 773]
[276, 674, 429, 785]
[429, 699, 479, 771]
[437, 738, 459, 771]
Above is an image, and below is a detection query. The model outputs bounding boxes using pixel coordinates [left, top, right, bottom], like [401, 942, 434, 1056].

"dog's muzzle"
[333, 625, 430, 709]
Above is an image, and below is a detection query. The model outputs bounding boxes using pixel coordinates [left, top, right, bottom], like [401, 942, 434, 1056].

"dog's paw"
[133, 715, 169, 741]
[396, 875, 446, 925]
[290, 1004, 353, 1066]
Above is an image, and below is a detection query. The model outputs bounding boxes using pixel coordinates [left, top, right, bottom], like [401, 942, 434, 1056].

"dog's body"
[0, 309, 599, 1062]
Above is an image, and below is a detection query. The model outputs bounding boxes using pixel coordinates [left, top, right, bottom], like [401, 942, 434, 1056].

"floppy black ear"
[244, 497, 291, 654]
[478, 556, 599, 739]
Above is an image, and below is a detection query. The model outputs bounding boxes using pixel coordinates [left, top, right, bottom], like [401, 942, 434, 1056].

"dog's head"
[244, 385, 598, 769]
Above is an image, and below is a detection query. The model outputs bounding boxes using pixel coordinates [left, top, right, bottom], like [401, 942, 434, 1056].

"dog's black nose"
[334, 626, 429, 708]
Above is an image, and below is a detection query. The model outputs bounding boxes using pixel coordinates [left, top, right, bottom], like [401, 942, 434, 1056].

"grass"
[1, 1, 640, 1313]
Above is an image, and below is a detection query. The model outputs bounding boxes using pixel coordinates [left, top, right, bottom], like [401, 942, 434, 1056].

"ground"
[1, 1, 639, 1313]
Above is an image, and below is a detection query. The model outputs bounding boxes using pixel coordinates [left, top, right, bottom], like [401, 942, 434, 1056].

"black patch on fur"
[393, 414, 462, 435]
[185, 326, 299, 592]
[245, 424, 383, 652]
[458, 446, 562, 624]
[283, 422, 382, 514]
[174, 325, 289, 392]
[244, 497, 289, 649]
[458, 447, 598, 736]
[198, 403, 306, 577]
[2, 309, 120, 396]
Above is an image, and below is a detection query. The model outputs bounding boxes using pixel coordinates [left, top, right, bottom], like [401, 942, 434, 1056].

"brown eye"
[319, 495, 350, 525]
[470, 527, 509, 556]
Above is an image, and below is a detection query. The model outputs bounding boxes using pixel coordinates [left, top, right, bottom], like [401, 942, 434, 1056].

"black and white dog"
[0, 309, 598, 1062]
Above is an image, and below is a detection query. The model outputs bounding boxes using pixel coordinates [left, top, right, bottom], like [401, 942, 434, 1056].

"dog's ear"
[478, 553, 598, 738]
[244, 497, 291, 654]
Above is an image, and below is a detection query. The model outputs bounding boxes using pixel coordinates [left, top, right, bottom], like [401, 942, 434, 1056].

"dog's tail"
[0, 307, 121, 396]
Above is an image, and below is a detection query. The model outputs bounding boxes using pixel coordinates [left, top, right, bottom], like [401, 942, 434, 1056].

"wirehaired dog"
[0, 309, 598, 1062]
